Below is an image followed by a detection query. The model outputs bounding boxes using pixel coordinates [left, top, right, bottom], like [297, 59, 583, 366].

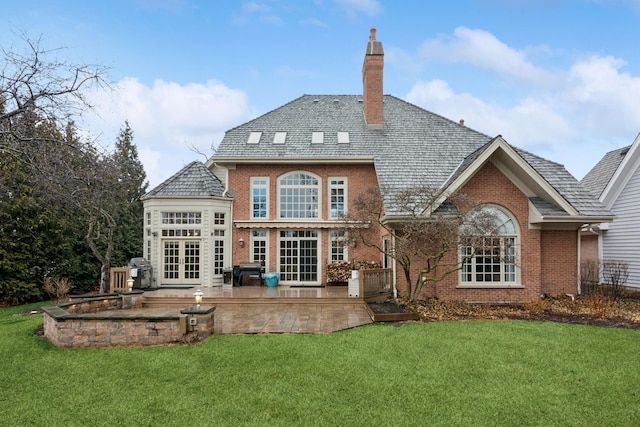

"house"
[581, 133, 640, 288]
[142, 28, 612, 302]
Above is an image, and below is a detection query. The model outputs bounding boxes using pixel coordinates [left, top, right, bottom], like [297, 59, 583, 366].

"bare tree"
[343, 186, 501, 301]
[1, 32, 107, 155]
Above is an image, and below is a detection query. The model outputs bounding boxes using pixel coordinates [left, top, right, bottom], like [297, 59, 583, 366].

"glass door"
[162, 240, 201, 284]
[279, 230, 318, 285]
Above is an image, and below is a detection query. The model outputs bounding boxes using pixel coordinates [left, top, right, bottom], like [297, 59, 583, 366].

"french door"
[279, 230, 319, 285]
[162, 239, 201, 285]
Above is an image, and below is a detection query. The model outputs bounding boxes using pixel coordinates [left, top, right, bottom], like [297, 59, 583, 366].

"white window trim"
[250, 229, 269, 271]
[328, 177, 347, 219]
[277, 171, 321, 219]
[329, 230, 348, 263]
[250, 177, 269, 219]
[458, 205, 521, 288]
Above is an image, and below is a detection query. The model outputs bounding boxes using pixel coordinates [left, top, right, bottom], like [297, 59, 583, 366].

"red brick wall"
[397, 161, 546, 303]
[540, 230, 579, 296]
[580, 234, 599, 264]
[228, 163, 381, 281]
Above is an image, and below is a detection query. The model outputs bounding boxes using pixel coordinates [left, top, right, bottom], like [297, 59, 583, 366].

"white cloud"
[402, 27, 640, 179]
[564, 55, 640, 133]
[420, 27, 555, 85]
[84, 78, 253, 188]
[405, 79, 573, 149]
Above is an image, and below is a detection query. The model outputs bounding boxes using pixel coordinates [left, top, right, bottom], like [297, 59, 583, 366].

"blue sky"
[3, 0, 640, 188]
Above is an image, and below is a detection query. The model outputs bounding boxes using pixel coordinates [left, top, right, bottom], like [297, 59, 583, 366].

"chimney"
[362, 27, 384, 129]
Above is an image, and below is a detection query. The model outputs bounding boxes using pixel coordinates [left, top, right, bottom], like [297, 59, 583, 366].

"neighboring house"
[581, 133, 640, 288]
[142, 29, 612, 302]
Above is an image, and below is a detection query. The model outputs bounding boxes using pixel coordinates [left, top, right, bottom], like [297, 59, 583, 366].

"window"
[213, 229, 225, 275]
[247, 132, 262, 144]
[460, 206, 519, 286]
[312, 132, 324, 144]
[329, 230, 347, 262]
[251, 230, 268, 268]
[251, 178, 269, 218]
[337, 132, 349, 144]
[214, 212, 225, 225]
[279, 172, 319, 218]
[273, 132, 286, 144]
[329, 178, 346, 218]
[162, 212, 201, 225]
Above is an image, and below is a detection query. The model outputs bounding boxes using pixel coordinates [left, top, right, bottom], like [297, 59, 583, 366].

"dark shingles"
[143, 161, 227, 198]
[212, 94, 610, 217]
[581, 145, 630, 198]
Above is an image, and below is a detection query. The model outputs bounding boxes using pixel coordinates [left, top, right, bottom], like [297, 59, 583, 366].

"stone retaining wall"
[42, 293, 214, 348]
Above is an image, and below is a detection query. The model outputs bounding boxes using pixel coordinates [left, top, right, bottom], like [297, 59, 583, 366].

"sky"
[3, 0, 640, 189]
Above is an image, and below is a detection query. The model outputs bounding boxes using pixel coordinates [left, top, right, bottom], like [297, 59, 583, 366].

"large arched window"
[460, 205, 519, 286]
[278, 172, 320, 218]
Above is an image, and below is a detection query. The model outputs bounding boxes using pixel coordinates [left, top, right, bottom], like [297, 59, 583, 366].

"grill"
[232, 262, 265, 286]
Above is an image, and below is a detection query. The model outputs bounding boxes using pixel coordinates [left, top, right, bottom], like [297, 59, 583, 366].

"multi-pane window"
[329, 178, 346, 218]
[329, 230, 347, 262]
[214, 212, 225, 225]
[460, 206, 518, 285]
[213, 229, 225, 275]
[162, 212, 201, 224]
[279, 172, 319, 218]
[251, 230, 268, 267]
[251, 178, 268, 218]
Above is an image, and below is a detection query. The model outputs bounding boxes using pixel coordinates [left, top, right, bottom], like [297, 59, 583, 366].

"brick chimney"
[362, 27, 384, 129]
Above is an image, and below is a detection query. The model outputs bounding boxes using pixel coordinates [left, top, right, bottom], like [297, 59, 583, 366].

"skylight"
[273, 132, 287, 144]
[247, 132, 262, 144]
[312, 132, 324, 144]
[337, 132, 350, 144]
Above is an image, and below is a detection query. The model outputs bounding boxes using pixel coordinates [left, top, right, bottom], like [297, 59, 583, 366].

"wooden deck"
[141, 285, 356, 308]
[138, 285, 374, 334]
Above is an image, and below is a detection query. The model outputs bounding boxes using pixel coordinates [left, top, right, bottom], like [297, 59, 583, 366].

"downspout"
[391, 235, 398, 299]
[577, 227, 582, 295]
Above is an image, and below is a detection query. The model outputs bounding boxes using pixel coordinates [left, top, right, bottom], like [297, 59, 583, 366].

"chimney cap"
[369, 27, 377, 41]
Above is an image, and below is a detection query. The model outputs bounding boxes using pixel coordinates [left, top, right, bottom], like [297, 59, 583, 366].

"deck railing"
[109, 267, 130, 293]
[360, 268, 393, 302]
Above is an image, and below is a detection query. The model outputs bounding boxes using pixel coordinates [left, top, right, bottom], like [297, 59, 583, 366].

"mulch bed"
[366, 291, 640, 329]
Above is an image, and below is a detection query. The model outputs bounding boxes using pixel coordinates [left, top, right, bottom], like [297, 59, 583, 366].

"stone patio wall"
[42, 293, 214, 348]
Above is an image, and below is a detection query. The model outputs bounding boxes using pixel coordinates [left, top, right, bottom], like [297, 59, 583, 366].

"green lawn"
[2, 303, 639, 427]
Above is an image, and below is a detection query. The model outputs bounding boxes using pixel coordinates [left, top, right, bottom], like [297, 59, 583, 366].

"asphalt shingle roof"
[212, 94, 610, 218]
[580, 145, 630, 198]
[143, 161, 226, 198]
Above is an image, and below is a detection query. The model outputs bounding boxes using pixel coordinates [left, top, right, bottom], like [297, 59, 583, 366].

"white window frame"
[250, 177, 269, 219]
[328, 177, 347, 219]
[251, 229, 269, 270]
[278, 172, 320, 219]
[458, 205, 521, 288]
[329, 230, 347, 263]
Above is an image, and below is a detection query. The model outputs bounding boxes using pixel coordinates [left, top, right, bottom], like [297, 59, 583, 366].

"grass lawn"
[2, 303, 640, 426]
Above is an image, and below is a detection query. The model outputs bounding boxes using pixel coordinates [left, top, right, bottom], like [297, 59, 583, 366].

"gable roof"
[211, 94, 611, 221]
[581, 145, 630, 198]
[143, 161, 227, 199]
[581, 133, 640, 210]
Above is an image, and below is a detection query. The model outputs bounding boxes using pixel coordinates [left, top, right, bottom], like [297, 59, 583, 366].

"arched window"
[278, 172, 319, 218]
[460, 205, 519, 286]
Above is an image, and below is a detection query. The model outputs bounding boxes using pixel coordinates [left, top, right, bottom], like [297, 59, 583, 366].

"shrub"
[580, 259, 600, 295]
[601, 260, 629, 300]
[0, 280, 42, 305]
[43, 277, 72, 303]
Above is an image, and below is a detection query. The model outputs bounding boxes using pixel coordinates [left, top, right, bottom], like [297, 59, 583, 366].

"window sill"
[456, 284, 524, 289]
